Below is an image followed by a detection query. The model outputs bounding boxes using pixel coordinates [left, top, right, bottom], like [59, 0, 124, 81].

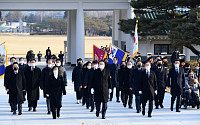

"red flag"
[93, 45, 107, 61]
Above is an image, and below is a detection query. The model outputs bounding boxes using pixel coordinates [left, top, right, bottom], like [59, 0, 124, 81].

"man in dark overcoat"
[92, 61, 112, 119]
[140, 62, 158, 117]
[5, 62, 26, 115]
[167, 59, 185, 112]
[24, 59, 41, 112]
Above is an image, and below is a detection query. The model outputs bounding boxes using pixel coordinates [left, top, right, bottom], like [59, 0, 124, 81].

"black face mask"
[13, 67, 18, 71]
[137, 65, 141, 68]
[78, 62, 82, 67]
[157, 63, 162, 67]
[121, 65, 126, 68]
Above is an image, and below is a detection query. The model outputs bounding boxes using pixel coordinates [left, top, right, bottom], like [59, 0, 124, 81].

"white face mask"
[147, 56, 150, 58]
[197, 67, 199, 70]
[53, 70, 58, 79]
[28, 63, 30, 66]
[48, 64, 52, 68]
[19, 61, 24, 64]
[87, 66, 91, 69]
[145, 66, 150, 71]
[30, 63, 36, 67]
[175, 64, 179, 68]
[99, 65, 105, 70]
[161, 56, 164, 58]
[179, 57, 182, 60]
[127, 65, 132, 69]
[56, 63, 61, 67]
[93, 65, 98, 69]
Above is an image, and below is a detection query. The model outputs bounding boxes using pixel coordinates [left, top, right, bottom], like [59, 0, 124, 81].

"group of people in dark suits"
[4, 56, 67, 119]
[72, 50, 199, 119]
[3, 50, 199, 120]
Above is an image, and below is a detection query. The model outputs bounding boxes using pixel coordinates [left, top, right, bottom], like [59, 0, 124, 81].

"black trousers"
[28, 100, 38, 108]
[10, 96, 22, 112]
[96, 102, 107, 117]
[110, 87, 120, 100]
[121, 90, 125, 104]
[76, 91, 82, 100]
[46, 97, 51, 112]
[90, 94, 94, 110]
[142, 99, 153, 115]
[171, 94, 181, 110]
[124, 90, 133, 107]
[135, 94, 141, 112]
[155, 90, 165, 107]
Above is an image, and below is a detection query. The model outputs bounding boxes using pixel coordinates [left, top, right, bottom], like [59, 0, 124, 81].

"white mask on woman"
[87, 66, 91, 69]
[56, 63, 61, 67]
[53, 70, 58, 79]
[99, 65, 105, 70]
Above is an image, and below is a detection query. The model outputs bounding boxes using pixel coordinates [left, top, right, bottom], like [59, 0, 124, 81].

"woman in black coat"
[92, 61, 112, 119]
[72, 58, 83, 104]
[48, 66, 66, 119]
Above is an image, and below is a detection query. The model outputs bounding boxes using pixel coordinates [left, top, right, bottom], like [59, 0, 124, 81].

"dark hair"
[174, 59, 180, 62]
[86, 61, 92, 66]
[114, 57, 118, 61]
[13, 62, 18, 65]
[120, 61, 126, 65]
[99, 60, 104, 64]
[56, 58, 61, 62]
[19, 57, 24, 61]
[185, 63, 190, 67]
[10, 57, 16, 61]
[30, 58, 36, 62]
[46, 58, 52, 63]
[52, 66, 58, 71]
[156, 59, 162, 62]
[92, 60, 98, 64]
[77, 58, 83, 63]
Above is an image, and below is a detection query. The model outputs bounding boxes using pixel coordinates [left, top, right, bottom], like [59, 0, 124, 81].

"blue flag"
[109, 44, 127, 64]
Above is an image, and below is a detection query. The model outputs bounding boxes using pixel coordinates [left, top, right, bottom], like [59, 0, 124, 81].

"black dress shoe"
[13, 111, 16, 115]
[148, 114, 152, 118]
[47, 111, 51, 114]
[129, 106, 133, 109]
[142, 110, 145, 116]
[96, 111, 99, 117]
[90, 109, 94, 112]
[116, 100, 120, 103]
[176, 110, 181, 112]
[123, 103, 126, 108]
[18, 112, 22, 115]
[155, 106, 159, 109]
[109, 98, 112, 101]
[102, 116, 106, 119]
[28, 107, 32, 111]
[170, 107, 173, 111]
[136, 110, 141, 113]
[160, 105, 164, 108]
[33, 108, 36, 112]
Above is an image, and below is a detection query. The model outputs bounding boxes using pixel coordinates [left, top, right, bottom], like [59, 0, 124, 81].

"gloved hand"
[72, 81, 74, 84]
[46, 94, 49, 97]
[109, 89, 112, 94]
[139, 91, 142, 94]
[155, 90, 158, 95]
[91, 88, 94, 94]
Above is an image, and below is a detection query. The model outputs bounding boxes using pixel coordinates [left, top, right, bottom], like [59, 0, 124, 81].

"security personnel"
[161, 52, 168, 68]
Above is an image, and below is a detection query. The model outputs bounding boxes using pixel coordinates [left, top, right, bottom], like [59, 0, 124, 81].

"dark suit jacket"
[152, 66, 167, 92]
[167, 67, 185, 95]
[140, 70, 158, 101]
